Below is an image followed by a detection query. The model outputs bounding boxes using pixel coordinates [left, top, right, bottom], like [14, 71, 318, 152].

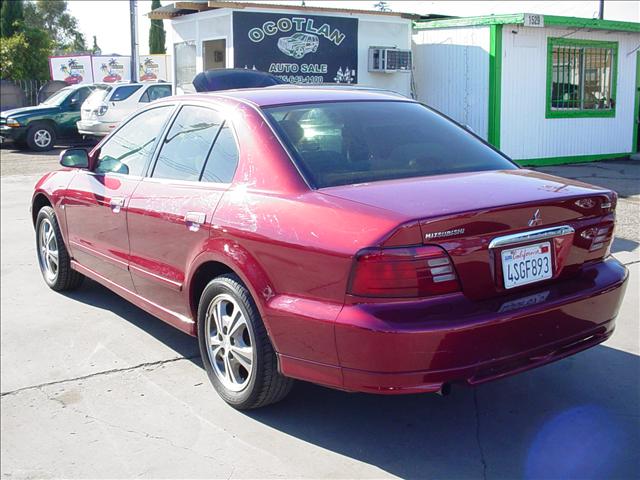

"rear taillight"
[581, 222, 615, 253]
[348, 245, 460, 298]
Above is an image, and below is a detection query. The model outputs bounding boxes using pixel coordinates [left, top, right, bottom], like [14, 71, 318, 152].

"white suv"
[77, 82, 172, 137]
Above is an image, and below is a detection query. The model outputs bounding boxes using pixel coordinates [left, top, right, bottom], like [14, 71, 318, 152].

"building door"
[203, 39, 226, 70]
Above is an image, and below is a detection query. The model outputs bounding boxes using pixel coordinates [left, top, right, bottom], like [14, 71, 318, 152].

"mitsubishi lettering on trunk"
[31, 87, 628, 409]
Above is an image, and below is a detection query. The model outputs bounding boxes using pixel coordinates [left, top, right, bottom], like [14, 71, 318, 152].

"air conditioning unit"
[368, 47, 412, 73]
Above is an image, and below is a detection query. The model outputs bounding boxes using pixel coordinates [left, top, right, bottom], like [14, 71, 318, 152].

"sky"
[67, 0, 639, 56]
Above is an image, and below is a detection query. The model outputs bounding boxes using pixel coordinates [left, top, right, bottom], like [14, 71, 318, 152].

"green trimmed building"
[412, 14, 640, 166]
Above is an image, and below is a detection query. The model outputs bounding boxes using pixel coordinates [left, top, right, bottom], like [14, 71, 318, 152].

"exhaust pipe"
[437, 383, 451, 396]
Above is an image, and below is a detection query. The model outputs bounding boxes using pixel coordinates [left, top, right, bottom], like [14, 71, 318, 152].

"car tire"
[35, 206, 84, 291]
[26, 123, 56, 151]
[197, 274, 293, 409]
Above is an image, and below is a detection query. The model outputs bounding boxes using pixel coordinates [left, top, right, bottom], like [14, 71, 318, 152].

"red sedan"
[32, 88, 628, 409]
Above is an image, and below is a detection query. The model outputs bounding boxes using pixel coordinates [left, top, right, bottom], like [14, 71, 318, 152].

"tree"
[1, 0, 24, 37]
[149, 0, 166, 54]
[91, 35, 101, 55]
[24, 0, 86, 52]
[373, 1, 391, 12]
[0, 25, 52, 79]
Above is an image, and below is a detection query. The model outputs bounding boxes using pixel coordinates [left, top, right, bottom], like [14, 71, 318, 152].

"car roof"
[177, 85, 413, 108]
[108, 82, 171, 87]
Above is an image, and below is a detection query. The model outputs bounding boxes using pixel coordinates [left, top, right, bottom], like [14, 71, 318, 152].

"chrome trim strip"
[489, 225, 575, 249]
[129, 264, 183, 291]
[69, 240, 129, 270]
[71, 260, 194, 325]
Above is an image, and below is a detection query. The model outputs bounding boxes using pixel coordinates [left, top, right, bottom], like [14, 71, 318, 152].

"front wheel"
[35, 206, 84, 291]
[197, 274, 293, 409]
[26, 123, 56, 151]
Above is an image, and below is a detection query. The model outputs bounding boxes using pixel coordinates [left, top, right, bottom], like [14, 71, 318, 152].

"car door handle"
[109, 197, 125, 213]
[185, 212, 206, 232]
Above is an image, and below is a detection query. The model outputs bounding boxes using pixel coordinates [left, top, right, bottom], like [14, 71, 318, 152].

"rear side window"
[201, 123, 239, 183]
[110, 85, 142, 102]
[140, 85, 172, 103]
[152, 105, 223, 181]
[263, 101, 516, 188]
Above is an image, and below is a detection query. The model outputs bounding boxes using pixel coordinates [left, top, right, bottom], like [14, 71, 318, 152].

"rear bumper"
[76, 120, 115, 136]
[280, 257, 628, 393]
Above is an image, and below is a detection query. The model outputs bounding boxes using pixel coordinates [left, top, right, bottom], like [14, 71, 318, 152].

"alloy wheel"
[37, 218, 59, 282]
[205, 294, 255, 392]
[33, 129, 52, 148]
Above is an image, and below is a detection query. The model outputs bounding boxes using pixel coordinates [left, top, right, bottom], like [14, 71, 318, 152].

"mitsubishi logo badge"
[528, 209, 542, 227]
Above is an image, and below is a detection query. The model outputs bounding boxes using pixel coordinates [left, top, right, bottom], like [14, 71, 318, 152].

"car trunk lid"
[322, 169, 615, 300]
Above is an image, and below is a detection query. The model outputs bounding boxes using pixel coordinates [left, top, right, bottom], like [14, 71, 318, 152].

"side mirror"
[59, 148, 89, 169]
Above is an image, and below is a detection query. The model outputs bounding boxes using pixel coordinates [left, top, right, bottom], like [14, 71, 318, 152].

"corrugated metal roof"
[148, 1, 420, 20]
[414, 13, 640, 33]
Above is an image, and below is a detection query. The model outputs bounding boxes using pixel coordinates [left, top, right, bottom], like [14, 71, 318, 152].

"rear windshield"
[85, 87, 111, 106]
[263, 101, 516, 188]
[110, 85, 142, 102]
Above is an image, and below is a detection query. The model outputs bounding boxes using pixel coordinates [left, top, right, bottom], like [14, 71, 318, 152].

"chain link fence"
[13, 79, 50, 106]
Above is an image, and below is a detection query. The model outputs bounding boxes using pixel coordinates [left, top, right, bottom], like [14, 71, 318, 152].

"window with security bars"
[547, 38, 618, 118]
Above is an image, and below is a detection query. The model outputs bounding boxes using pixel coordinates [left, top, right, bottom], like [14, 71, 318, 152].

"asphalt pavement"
[1, 146, 638, 479]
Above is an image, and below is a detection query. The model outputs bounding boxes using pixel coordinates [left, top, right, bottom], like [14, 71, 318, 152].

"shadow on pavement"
[536, 159, 640, 198]
[62, 278, 200, 361]
[60, 273, 639, 479]
[246, 345, 639, 479]
[612, 236, 640, 254]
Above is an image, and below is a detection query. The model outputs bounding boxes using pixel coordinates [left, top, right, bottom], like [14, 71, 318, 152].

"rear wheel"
[35, 206, 84, 291]
[26, 123, 56, 151]
[197, 274, 293, 409]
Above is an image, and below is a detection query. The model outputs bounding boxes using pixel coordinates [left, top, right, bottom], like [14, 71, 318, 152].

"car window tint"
[110, 85, 142, 102]
[201, 122, 239, 183]
[152, 105, 223, 182]
[80, 87, 93, 103]
[140, 85, 171, 103]
[150, 85, 171, 100]
[66, 90, 81, 105]
[67, 88, 91, 107]
[264, 101, 517, 188]
[95, 106, 173, 176]
[70, 87, 92, 106]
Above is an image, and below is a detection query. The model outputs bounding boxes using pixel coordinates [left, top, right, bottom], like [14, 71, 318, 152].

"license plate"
[501, 242, 552, 289]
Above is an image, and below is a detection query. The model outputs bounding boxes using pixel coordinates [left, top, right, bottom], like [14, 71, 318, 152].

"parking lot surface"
[1, 146, 638, 479]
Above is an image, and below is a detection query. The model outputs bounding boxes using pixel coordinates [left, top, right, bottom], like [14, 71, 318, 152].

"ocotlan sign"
[248, 17, 346, 46]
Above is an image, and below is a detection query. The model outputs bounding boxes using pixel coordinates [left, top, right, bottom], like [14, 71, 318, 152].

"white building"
[149, 1, 414, 97]
[413, 14, 640, 166]
[150, 4, 639, 166]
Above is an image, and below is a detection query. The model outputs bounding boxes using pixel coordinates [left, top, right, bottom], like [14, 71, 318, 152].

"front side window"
[547, 38, 617, 118]
[68, 87, 92, 107]
[264, 101, 516, 188]
[110, 85, 142, 102]
[152, 105, 223, 181]
[95, 105, 173, 176]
